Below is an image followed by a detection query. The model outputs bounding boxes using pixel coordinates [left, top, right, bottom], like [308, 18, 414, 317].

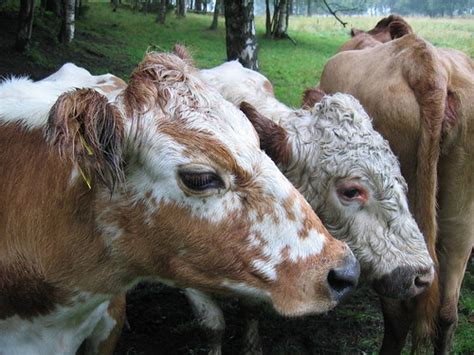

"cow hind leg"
[434, 218, 473, 355]
[379, 297, 415, 354]
[184, 288, 225, 355]
[240, 300, 263, 355]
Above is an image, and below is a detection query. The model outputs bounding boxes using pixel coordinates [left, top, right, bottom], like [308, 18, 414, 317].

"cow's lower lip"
[372, 281, 418, 299]
[372, 265, 435, 300]
[272, 299, 339, 317]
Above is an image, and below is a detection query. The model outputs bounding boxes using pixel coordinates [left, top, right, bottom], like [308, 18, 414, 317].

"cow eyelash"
[178, 171, 225, 192]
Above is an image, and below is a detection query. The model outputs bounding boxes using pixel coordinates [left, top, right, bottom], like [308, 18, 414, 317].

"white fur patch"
[0, 293, 111, 355]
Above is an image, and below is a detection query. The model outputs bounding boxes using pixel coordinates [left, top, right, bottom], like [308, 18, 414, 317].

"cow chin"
[372, 265, 435, 299]
[271, 296, 338, 317]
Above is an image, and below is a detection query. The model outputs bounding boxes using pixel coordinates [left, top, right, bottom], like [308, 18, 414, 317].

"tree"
[224, 0, 258, 71]
[58, 0, 76, 43]
[156, 0, 167, 23]
[195, 0, 202, 12]
[176, 0, 186, 17]
[15, 0, 35, 51]
[271, 0, 289, 38]
[41, 0, 61, 16]
[265, 0, 271, 36]
[210, 0, 223, 30]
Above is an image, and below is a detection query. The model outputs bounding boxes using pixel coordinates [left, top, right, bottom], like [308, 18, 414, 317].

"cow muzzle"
[372, 265, 435, 299]
[327, 254, 360, 302]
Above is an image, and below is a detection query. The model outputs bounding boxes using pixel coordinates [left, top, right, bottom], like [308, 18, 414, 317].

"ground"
[1, 4, 473, 354]
[114, 283, 385, 354]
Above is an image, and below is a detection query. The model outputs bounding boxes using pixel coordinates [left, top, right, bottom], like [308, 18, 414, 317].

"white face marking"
[0, 293, 111, 355]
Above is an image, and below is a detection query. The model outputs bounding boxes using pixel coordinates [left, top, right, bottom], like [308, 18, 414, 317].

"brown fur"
[301, 87, 326, 109]
[263, 80, 275, 96]
[46, 89, 125, 191]
[173, 43, 194, 66]
[240, 102, 292, 167]
[367, 14, 413, 41]
[123, 51, 201, 117]
[319, 19, 474, 350]
[0, 124, 122, 319]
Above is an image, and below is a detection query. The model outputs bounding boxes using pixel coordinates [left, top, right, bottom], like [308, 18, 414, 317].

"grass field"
[0, 3, 473, 353]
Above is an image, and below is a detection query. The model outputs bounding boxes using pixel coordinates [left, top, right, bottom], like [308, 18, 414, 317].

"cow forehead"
[150, 92, 261, 174]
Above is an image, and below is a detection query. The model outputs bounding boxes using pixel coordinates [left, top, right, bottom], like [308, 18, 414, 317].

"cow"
[306, 14, 474, 354]
[167, 60, 435, 354]
[0, 48, 359, 354]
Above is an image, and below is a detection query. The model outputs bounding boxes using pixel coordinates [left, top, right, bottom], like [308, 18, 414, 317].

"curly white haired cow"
[186, 60, 435, 353]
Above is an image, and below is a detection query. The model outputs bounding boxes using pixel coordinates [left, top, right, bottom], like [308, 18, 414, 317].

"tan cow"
[0, 48, 358, 354]
[308, 15, 474, 354]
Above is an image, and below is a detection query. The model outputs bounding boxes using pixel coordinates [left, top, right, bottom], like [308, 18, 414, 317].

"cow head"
[338, 14, 413, 52]
[45, 48, 359, 316]
[241, 94, 434, 300]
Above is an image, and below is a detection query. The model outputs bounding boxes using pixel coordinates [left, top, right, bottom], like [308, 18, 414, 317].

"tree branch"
[321, 0, 348, 27]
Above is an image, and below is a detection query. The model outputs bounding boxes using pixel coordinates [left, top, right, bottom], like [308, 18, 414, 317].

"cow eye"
[341, 188, 361, 199]
[336, 184, 368, 204]
[178, 171, 225, 192]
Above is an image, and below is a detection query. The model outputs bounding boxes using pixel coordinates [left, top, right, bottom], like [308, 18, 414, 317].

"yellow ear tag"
[80, 135, 94, 156]
[78, 165, 92, 190]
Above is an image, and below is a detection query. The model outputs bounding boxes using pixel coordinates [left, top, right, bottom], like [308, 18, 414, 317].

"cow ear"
[240, 102, 292, 167]
[388, 19, 413, 39]
[350, 28, 363, 37]
[302, 87, 326, 109]
[46, 88, 125, 191]
[173, 44, 194, 65]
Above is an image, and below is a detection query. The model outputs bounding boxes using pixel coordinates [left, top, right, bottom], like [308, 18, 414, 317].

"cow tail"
[408, 43, 445, 350]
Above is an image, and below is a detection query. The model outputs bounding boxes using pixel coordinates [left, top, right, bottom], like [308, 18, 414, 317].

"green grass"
[2, 3, 473, 352]
[80, 7, 474, 106]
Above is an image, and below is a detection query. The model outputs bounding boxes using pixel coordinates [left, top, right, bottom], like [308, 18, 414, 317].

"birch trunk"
[224, 0, 258, 71]
[59, 0, 75, 43]
[209, 0, 222, 30]
[15, 0, 35, 51]
[176, 0, 186, 17]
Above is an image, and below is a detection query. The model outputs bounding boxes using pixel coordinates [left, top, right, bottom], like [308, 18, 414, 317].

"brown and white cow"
[0, 49, 358, 354]
[306, 15, 474, 354]
[170, 60, 434, 353]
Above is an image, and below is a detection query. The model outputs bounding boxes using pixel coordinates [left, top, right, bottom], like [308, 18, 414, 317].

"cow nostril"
[327, 258, 359, 302]
[414, 276, 430, 288]
[414, 268, 434, 291]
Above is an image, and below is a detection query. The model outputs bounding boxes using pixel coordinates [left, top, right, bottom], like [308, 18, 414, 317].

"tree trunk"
[58, 0, 75, 43]
[209, 0, 221, 30]
[273, 0, 288, 38]
[75, 0, 82, 18]
[15, 0, 35, 51]
[42, 0, 61, 16]
[223, 0, 258, 71]
[111, 0, 118, 12]
[176, 0, 186, 17]
[265, 0, 271, 37]
[195, 0, 202, 12]
[157, 0, 166, 23]
[306, 0, 311, 16]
